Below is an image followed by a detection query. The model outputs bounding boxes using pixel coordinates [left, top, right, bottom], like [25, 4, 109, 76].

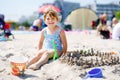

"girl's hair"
[44, 9, 59, 21]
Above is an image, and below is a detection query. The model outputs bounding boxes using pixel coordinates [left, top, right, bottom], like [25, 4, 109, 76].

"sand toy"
[9, 55, 28, 76]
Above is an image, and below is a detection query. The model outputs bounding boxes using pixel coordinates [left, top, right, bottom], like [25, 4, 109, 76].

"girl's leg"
[27, 49, 47, 68]
[57, 51, 63, 57]
[29, 50, 54, 70]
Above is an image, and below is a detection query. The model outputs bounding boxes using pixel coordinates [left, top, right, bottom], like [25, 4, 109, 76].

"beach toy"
[83, 67, 103, 80]
[0, 36, 6, 41]
[52, 40, 58, 60]
[7, 38, 12, 41]
[110, 51, 116, 54]
[9, 55, 28, 76]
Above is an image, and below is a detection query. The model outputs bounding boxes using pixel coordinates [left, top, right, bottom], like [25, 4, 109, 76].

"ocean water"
[11, 30, 40, 34]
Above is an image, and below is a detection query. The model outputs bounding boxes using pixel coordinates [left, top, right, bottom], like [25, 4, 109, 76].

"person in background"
[30, 14, 47, 31]
[4, 22, 14, 39]
[0, 14, 5, 31]
[96, 16, 111, 39]
[27, 9, 67, 70]
[31, 19, 42, 31]
[112, 17, 118, 28]
[94, 13, 107, 29]
[0, 14, 14, 39]
[112, 18, 120, 40]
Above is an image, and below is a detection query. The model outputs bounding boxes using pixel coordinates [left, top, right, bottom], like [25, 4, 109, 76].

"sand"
[0, 30, 120, 80]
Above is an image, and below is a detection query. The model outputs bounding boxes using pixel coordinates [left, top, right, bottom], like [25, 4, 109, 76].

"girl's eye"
[46, 17, 55, 21]
[47, 18, 50, 20]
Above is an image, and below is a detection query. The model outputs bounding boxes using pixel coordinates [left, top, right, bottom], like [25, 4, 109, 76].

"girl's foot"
[26, 62, 31, 69]
[28, 64, 40, 70]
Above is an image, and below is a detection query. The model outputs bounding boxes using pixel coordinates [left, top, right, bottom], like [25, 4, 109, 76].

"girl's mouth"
[48, 22, 54, 24]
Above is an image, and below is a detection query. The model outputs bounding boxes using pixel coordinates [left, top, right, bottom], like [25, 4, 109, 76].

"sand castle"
[60, 48, 120, 69]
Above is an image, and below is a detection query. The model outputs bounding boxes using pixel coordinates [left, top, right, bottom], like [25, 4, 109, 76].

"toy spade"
[52, 40, 58, 60]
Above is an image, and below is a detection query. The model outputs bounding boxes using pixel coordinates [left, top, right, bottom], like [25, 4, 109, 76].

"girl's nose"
[49, 19, 52, 21]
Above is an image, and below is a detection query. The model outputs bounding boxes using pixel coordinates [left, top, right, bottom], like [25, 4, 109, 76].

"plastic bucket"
[88, 68, 103, 78]
[9, 55, 28, 76]
[83, 68, 103, 80]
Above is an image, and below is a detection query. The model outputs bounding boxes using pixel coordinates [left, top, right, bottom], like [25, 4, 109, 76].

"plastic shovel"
[52, 40, 58, 60]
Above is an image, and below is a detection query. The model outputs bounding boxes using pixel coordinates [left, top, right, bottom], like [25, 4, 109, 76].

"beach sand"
[0, 30, 120, 80]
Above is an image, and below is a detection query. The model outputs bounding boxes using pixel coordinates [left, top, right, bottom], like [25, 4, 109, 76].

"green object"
[52, 40, 58, 60]
[7, 38, 12, 41]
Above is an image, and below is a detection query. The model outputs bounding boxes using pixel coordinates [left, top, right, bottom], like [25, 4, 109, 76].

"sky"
[0, 0, 119, 21]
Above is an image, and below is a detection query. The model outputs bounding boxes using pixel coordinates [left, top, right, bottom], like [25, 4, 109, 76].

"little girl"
[27, 9, 67, 70]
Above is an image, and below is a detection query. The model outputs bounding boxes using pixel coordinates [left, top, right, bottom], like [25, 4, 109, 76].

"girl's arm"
[38, 30, 44, 50]
[60, 30, 67, 54]
[96, 25, 101, 36]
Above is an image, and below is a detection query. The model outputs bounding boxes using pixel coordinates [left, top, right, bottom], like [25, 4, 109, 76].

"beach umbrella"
[38, 4, 61, 13]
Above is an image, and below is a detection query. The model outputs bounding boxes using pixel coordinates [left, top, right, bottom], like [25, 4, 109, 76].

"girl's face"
[44, 14, 58, 27]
